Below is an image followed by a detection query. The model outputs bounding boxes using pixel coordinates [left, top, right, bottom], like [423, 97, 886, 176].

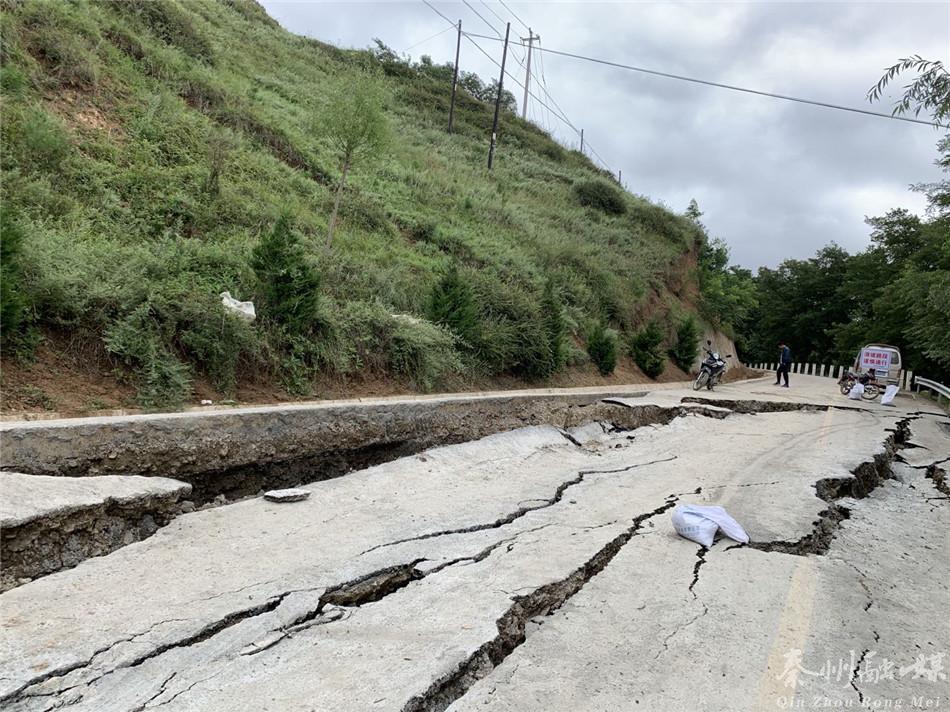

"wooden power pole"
[487, 22, 510, 170]
[448, 20, 462, 133]
[520, 28, 540, 120]
[580, 128, 584, 154]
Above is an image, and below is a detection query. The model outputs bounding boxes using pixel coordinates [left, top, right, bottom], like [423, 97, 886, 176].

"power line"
[399, 25, 454, 55]
[422, 0, 454, 26]
[426, 8, 572, 131]
[479, 1, 509, 32]
[481, 0, 531, 65]
[586, 143, 612, 173]
[461, 0, 500, 37]
[529, 40, 580, 133]
[498, 0, 530, 33]
[420, 1, 614, 171]
[460, 0, 524, 63]
[461, 31, 949, 129]
[467, 36, 611, 169]
[534, 37, 550, 130]
[460, 31, 585, 133]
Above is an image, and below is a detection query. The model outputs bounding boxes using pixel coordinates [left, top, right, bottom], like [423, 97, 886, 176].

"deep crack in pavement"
[2, 379, 948, 712]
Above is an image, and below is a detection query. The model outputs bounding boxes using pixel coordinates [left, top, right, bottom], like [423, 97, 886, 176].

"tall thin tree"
[321, 74, 389, 248]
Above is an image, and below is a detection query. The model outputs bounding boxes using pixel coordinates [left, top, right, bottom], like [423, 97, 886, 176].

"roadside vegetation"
[0, 0, 712, 409]
[712, 57, 949, 381]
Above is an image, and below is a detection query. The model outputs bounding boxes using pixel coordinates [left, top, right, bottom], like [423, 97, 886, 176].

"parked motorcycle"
[693, 341, 732, 391]
[838, 370, 881, 400]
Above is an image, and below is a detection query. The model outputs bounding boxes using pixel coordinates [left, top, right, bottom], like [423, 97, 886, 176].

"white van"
[852, 344, 903, 387]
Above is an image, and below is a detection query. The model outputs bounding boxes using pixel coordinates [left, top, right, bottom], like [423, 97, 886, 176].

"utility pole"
[579, 128, 584, 153]
[487, 22, 510, 170]
[448, 20, 462, 133]
[618, 169, 622, 185]
[520, 28, 540, 120]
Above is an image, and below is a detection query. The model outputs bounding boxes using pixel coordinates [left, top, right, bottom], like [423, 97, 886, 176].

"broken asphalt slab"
[0, 473, 190, 591]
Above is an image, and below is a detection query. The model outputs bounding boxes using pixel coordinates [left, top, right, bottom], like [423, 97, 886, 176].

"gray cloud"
[260, 0, 949, 268]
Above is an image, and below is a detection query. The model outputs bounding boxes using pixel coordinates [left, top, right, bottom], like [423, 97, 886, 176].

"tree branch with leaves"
[867, 55, 950, 124]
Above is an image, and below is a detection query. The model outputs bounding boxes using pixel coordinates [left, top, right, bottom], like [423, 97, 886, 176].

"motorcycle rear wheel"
[693, 371, 709, 390]
[839, 382, 852, 396]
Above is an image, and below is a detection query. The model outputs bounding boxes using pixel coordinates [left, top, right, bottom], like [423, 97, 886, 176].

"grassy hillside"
[0, 0, 706, 411]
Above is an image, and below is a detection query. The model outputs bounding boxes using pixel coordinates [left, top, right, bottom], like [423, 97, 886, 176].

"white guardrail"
[914, 377, 950, 403]
[748, 361, 916, 389]
[745, 362, 949, 405]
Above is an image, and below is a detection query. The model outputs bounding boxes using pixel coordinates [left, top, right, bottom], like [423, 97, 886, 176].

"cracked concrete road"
[1, 376, 948, 711]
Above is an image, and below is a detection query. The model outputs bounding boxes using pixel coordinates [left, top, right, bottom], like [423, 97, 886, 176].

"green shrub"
[587, 322, 617, 376]
[538, 280, 567, 377]
[251, 216, 321, 334]
[428, 266, 479, 349]
[15, 229, 262, 403]
[668, 316, 699, 372]
[631, 320, 665, 379]
[1, 207, 28, 344]
[541, 143, 566, 163]
[104, 304, 192, 409]
[573, 179, 626, 215]
[177, 296, 259, 394]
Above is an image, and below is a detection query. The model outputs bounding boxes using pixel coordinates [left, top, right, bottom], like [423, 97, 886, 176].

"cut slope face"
[0, 0, 703, 409]
[2, 378, 946, 711]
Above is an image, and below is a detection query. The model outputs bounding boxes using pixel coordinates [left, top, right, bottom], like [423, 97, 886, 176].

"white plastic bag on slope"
[671, 504, 750, 548]
[220, 291, 256, 322]
[880, 384, 899, 406]
[848, 382, 865, 400]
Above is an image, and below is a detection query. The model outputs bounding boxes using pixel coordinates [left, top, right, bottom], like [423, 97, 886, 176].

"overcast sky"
[260, 1, 949, 269]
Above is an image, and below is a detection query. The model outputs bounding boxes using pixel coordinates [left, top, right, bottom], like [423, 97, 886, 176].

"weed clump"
[339, 301, 460, 392]
[573, 179, 626, 215]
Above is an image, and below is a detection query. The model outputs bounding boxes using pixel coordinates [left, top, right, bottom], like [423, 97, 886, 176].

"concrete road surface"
[1, 376, 947, 711]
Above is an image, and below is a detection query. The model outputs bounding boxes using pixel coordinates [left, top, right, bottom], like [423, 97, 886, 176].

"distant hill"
[0, 0, 716, 414]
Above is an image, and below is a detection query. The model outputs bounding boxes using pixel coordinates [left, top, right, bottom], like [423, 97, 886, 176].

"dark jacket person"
[775, 343, 791, 387]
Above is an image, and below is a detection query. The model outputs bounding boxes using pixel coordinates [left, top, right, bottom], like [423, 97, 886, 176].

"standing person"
[775, 342, 792, 387]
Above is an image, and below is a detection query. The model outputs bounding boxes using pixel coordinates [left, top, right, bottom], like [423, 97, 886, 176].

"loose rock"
[263, 488, 311, 503]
